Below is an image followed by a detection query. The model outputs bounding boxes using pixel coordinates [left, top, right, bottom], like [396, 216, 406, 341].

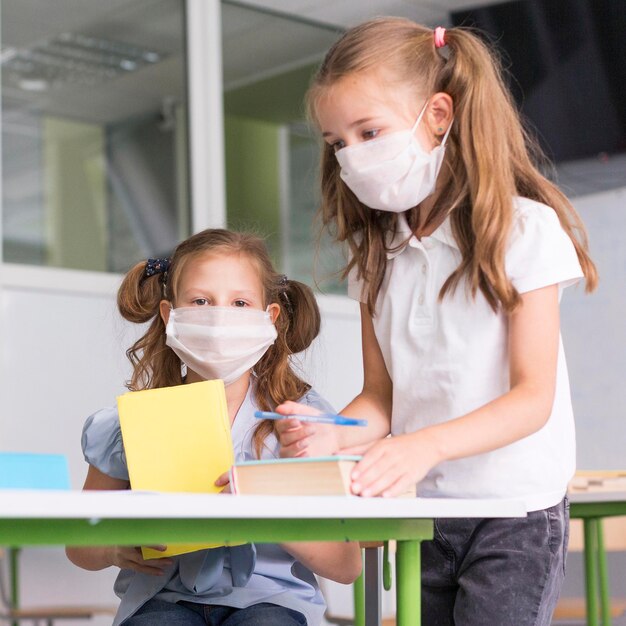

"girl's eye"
[363, 129, 379, 140]
[331, 139, 345, 152]
[192, 298, 209, 306]
[233, 300, 248, 307]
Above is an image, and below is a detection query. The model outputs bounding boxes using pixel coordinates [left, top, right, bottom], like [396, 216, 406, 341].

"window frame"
[0, 0, 226, 294]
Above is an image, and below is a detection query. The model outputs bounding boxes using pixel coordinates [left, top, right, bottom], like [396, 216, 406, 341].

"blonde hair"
[117, 228, 321, 457]
[308, 17, 597, 314]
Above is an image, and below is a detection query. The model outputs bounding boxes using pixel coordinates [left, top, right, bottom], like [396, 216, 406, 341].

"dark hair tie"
[278, 274, 288, 287]
[144, 257, 171, 278]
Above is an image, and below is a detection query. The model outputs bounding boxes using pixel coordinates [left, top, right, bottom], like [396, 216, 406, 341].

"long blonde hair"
[117, 229, 321, 457]
[308, 17, 597, 314]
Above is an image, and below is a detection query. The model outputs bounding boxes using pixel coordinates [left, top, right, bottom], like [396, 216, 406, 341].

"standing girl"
[66, 229, 361, 626]
[277, 18, 597, 625]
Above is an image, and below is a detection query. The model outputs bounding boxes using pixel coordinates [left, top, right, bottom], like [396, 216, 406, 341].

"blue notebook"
[0, 452, 70, 490]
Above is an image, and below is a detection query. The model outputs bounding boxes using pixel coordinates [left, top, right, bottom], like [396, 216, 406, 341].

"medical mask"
[336, 103, 452, 212]
[165, 306, 277, 385]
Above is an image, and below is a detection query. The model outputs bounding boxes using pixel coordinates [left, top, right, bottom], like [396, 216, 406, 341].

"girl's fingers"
[145, 544, 168, 552]
[126, 549, 173, 574]
[279, 440, 312, 458]
[279, 442, 305, 458]
[214, 472, 230, 486]
[351, 443, 387, 480]
[274, 418, 304, 434]
[132, 562, 171, 576]
[115, 546, 143, 566]
[357, 467, 400, 497]
[275, 401, 320, 417]
[352, 451, 397, 494]
[382, 476, 412, 498]
[277, 424, 314, 447]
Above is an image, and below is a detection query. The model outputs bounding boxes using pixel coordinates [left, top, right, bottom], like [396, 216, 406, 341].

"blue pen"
[254, 410, 367, 427]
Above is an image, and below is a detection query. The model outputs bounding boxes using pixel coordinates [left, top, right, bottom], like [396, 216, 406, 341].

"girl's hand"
[108, 545, 173, 575]
[215, 471, 231, 493]
[274, 401, 340, 458]
[344, 431, 441, 497]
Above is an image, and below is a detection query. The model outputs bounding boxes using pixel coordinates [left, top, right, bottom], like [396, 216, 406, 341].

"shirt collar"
[385, 212, 459, 259]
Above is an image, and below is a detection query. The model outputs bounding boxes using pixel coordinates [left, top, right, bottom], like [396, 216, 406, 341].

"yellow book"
[117, 380, 234, 559]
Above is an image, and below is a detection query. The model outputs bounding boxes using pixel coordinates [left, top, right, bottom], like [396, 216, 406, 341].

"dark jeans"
[421, 497, 569, 626]
[124, 599, 307, 625]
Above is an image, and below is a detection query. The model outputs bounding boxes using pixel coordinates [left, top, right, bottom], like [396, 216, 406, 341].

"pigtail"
[438, 28, 597, 309]
[280, 278, 321, 354]
[117, 261, 164, 323]
[252, 276, 322, 458]
[433, 27, 521, 310]
[117, 259, 182, 391]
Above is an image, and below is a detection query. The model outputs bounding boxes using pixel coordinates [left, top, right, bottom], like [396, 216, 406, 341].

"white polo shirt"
[348, 197, 584, 511]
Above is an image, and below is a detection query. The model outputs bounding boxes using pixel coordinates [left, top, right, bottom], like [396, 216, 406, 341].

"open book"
[117, 380, 233, 558]
[230, 456, 361, 496]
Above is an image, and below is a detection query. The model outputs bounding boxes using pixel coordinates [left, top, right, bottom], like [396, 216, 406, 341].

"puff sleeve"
[299, 387, 335, 414]
[81, 407, 129, 481]
[506, 198, 584, 294]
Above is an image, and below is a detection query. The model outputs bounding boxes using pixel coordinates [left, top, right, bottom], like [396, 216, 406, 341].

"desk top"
[568, 490, 626, 504]
[568, 473, 626, 506]
[0, 489, 526, 520]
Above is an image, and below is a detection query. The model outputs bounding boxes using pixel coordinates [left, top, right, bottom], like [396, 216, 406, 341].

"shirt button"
[418, 294, 425, 305]
[421, 264, 427, 274]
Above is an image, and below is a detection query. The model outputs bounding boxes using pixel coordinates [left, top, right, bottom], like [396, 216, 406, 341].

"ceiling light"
[1, 33, 165, 89]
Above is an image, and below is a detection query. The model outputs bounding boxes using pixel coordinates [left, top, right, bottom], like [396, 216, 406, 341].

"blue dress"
[82, 383, 334, 626]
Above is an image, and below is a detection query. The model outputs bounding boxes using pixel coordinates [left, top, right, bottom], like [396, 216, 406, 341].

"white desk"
[0, 490, 526, 626]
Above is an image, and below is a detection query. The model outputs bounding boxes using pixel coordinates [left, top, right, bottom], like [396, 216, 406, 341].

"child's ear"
[426, 92, 454, 137]
[159, 300, 172, 325]
[268, 303, 280, 323]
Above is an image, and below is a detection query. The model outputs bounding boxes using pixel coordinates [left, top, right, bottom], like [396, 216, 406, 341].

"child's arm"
[280, 541, 362, 584]
[276, 303, 392, 457]
[65, 465, 172, 575]
[350, 284, 560, 497]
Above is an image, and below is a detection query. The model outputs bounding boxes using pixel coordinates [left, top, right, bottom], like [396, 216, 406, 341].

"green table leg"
[584, 518, 599, 626]
[9, 547, 20, 626]
[596, 521, 611, 626]
[396, 540, 421, 626]
[353, 548, 365, 626]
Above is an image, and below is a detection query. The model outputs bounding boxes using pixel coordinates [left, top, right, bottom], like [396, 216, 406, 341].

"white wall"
[0, 266, 135, 619]
[561, 186, 626, 469]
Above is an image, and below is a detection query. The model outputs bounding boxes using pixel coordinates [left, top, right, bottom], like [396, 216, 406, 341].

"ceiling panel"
[222, 2, 340, 89]
[0, 0, 501, 126]
[296, 0, 444, 27]
[1, 0, 185, 125]
[232, 0, 499, 28]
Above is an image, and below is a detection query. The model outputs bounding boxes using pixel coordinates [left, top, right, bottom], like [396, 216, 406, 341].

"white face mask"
[336, 103, 452, 212]
[165, 306, 278, 386]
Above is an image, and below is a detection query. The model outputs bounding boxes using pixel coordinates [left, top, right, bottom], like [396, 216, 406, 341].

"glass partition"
[221, 1, 345, 293]
[1, 0, 189, 272]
